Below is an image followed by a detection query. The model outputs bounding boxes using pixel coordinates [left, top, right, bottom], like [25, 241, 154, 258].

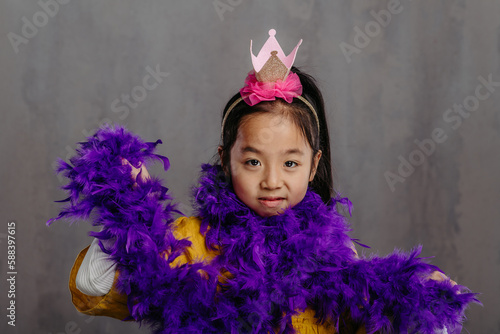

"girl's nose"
[260, 166, 283, 189]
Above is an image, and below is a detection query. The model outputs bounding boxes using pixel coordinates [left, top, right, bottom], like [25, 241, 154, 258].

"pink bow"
[240, 71, 303, 106]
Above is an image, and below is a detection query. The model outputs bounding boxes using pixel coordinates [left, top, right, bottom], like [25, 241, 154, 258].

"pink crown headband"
[221, 29, 319, 139]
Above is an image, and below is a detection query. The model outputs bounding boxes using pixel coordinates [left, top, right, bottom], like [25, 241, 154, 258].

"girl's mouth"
[258, 197, 284, 208]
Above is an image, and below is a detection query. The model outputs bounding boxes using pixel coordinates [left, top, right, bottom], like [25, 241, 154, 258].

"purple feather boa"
[48, 125, 479, 334]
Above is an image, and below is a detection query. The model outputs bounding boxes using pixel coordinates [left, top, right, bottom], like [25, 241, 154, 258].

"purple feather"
[48, 125, 480, 333]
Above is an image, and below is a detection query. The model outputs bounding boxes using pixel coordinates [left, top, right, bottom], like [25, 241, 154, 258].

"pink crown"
[250, 29, 303, 82]
[222, 29, 319, 138]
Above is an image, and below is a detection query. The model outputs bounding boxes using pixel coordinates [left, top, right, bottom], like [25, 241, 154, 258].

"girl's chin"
[254, 204, 287, 217]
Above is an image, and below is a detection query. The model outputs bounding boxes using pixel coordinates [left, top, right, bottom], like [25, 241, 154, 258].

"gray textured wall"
[1, 1, 498, 333]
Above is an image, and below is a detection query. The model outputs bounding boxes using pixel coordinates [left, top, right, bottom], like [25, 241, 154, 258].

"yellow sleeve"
[170, 216, 218, 266]
[291, 308, 338, 333]
[291, 308, 369, 334]
[69, 246, 131, 320]
[68, 216, 217, 319]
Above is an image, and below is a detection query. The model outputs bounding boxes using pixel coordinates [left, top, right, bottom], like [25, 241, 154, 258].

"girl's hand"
[121, 158, 151, 187]
[428, 270, 457, 287]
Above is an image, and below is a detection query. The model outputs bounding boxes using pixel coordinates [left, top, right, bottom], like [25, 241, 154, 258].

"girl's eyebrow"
[241, 146, 304, 156]
[241, 146, 260, 154]
[283, 148, 305, 155]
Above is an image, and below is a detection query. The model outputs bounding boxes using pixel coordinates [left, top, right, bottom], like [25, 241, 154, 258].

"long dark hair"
[217, 67, 334, 204]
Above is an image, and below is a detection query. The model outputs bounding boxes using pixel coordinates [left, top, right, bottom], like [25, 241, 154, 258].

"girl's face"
[223, 112, 321, 217]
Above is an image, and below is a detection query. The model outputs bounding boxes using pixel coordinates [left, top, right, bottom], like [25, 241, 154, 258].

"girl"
[48, 30, 477, 334]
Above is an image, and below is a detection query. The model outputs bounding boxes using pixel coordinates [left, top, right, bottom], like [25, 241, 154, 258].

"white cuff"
[75, 238, 117, 296]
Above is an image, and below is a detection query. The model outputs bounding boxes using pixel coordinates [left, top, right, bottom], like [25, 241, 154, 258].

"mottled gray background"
[1, 0, 498, 333]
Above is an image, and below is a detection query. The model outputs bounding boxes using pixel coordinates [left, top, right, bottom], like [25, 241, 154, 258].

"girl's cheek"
[234, 167, 250, 184]
[230, 163, 243, 179]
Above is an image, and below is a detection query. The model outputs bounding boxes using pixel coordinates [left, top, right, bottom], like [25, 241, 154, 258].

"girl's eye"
[284, 161, 298, 168]
[246, 159, 260, 166]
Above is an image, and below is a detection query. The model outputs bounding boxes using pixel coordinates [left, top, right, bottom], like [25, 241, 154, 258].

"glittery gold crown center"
[255, 51, 289, 82]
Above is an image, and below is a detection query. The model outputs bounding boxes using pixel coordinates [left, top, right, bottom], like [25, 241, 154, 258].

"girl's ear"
[218, 146, 229, 175]
[309, 150, 322, 182]
[218, 146, 224, 162]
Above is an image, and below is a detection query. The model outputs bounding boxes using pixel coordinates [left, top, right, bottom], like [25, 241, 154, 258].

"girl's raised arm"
[74, 158, 150, 296]
[47, 125, 219, 329]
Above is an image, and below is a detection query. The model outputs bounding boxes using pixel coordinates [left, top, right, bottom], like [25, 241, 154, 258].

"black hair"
[217, 67, 334, 204]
